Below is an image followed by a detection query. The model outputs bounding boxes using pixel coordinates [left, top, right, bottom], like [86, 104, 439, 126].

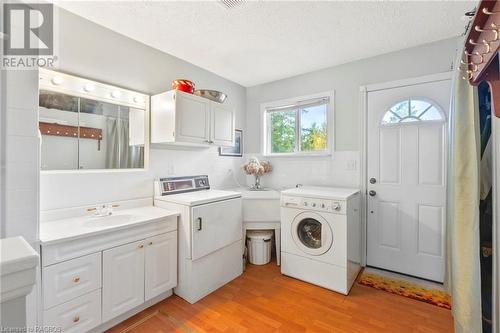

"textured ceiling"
[55, 1, 475, 87]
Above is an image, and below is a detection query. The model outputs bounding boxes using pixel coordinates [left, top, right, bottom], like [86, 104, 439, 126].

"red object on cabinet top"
[172, 79, 195, 94]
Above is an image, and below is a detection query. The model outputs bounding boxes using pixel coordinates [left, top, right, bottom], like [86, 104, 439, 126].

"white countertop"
[40, 206, 179, 245]
[154, 189, 241, 206]
[228, 187, 281, 200]
[281, 186, 359, 200]
[0, 237, 39, 275]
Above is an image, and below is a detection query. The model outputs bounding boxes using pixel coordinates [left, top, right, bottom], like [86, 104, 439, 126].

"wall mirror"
[39, 69, 149, 171]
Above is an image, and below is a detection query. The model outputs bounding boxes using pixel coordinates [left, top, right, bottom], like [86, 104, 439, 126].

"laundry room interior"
[1, 1, 499, 333]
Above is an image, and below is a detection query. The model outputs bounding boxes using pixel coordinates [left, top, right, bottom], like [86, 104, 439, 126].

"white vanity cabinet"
[144, 232, 177, 301]
[102, 232, 177, 322]
[151, 90, 235, 147]
[102, 240, 145, 322]
[40, 210, 178, 333]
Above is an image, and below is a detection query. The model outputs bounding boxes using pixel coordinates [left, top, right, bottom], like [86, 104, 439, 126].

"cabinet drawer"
[43, 253, 101, 309]
[43, 289, 101, 333]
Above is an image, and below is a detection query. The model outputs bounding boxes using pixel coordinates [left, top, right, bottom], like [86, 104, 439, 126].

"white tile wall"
[3, 69, 41, 328]
[6, 107, 39, 137]
[4, 70, 40, 243]
[242, 151, 360, 190]
[40, 146, 246, 210]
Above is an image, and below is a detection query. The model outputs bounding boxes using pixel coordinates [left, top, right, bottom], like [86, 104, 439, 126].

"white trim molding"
[364, 72, 453, 93]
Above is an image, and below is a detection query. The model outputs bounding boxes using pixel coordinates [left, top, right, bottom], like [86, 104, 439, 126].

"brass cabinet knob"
[149, 242, 153, 246]
[138, 244, 144, 249]
[73, 277, 80, 283]
[73, 315, 80, 323]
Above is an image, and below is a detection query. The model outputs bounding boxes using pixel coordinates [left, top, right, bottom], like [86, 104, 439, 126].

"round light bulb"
[133, 96, 143, 104]
[111, 90, 121, 98]
[51, 76, 64, 86]
[83, 83, 95, 92]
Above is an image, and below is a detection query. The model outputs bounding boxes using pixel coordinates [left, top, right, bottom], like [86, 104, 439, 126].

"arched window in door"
[381, 99, 445, 125]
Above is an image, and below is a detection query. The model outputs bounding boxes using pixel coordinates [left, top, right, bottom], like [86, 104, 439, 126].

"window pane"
[390, 100, 409, 118]
[381, 99, 444, 125]
[419, 106, 443, 121]
[382, 112, 401, 124]
[410, 100, 431, 117]
[270, 110, 296, 153]
[300, 104, 327, 151]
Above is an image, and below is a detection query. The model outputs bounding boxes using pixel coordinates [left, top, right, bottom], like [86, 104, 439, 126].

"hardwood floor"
[106, 263, 453, 333]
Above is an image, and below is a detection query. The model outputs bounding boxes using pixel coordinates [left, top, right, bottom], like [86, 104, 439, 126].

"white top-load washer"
[154, 175, 243, 304]
[281, 186, 361, 294]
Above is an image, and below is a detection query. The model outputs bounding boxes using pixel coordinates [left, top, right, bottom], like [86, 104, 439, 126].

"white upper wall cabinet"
[151, 90, 235, 147]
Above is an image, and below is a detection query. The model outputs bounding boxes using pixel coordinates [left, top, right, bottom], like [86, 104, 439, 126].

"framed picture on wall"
[219, 129, 243, 157]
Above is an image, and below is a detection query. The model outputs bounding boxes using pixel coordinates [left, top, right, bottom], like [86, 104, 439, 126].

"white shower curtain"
[105, 117, 144, 169]
[445, 52, 483, 333]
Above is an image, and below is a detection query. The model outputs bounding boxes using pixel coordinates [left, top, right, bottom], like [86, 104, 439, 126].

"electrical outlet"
[346, 160, 357, 171]
[167, 164, 175, 175]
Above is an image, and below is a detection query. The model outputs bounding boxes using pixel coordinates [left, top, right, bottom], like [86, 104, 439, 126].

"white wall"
[3, 70, 40, 243]
[245, 38, 459, 189]
[40, 8, 247, 210]
[246, 38, 458, 152]
[1, 67, 41, 329]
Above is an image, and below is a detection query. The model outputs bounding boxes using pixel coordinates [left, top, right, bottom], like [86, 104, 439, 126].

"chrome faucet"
[86, 204, 119, 217]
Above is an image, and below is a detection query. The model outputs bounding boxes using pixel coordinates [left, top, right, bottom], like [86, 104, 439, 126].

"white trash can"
[247, 230, 273, 265]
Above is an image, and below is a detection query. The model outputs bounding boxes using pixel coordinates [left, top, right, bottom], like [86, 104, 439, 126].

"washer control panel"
[281, 195, 345, 214]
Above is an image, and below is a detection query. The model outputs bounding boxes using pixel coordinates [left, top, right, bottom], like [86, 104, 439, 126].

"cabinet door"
[210, 102, 235, 147]
[176, 92, 211, 143]
[102, 240, 145, 322]
[145, 232, 177, 301]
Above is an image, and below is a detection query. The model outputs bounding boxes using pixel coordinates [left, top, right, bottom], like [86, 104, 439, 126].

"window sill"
[262, 152, 332, 158]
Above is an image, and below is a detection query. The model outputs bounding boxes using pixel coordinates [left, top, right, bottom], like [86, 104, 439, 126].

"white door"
[190, 198, 242, 260]
[367, 78, 450, 282]
[145, 232, 177, 301]
[102, 240, 145, 322]
[211, 103, 235, 147]
[176, 91, 211, 144]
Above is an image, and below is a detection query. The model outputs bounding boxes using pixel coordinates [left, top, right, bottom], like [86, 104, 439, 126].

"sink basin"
[84, 214, 135, 228]
[40, 206, 179, 245]
[234, 188, 281, 222]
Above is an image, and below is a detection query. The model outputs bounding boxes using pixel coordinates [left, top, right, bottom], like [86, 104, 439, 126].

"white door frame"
[358, 71, 453, 267]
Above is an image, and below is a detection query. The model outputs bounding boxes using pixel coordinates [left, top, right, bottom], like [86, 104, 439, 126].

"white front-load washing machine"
[281, 186, 361, 294]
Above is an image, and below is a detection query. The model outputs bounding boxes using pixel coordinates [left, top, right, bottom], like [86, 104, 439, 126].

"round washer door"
[291, 211, 333, 256]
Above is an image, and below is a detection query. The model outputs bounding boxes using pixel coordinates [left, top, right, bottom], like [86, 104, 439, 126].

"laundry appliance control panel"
[281, 195, 345, 214]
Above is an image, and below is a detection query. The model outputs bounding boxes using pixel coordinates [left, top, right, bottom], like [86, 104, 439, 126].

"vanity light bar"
[39, 68, 148, 109]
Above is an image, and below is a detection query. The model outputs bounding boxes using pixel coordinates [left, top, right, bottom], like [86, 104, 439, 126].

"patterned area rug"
[357, 271, 452, 309]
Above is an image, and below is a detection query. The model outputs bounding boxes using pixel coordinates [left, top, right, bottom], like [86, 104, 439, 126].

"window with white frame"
[263, 94, 332, 155]
[381, 99, 444, 125]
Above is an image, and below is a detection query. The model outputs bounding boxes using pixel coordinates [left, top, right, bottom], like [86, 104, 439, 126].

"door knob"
[369, 178, 377, 184]
[369, 190, 376, 197]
